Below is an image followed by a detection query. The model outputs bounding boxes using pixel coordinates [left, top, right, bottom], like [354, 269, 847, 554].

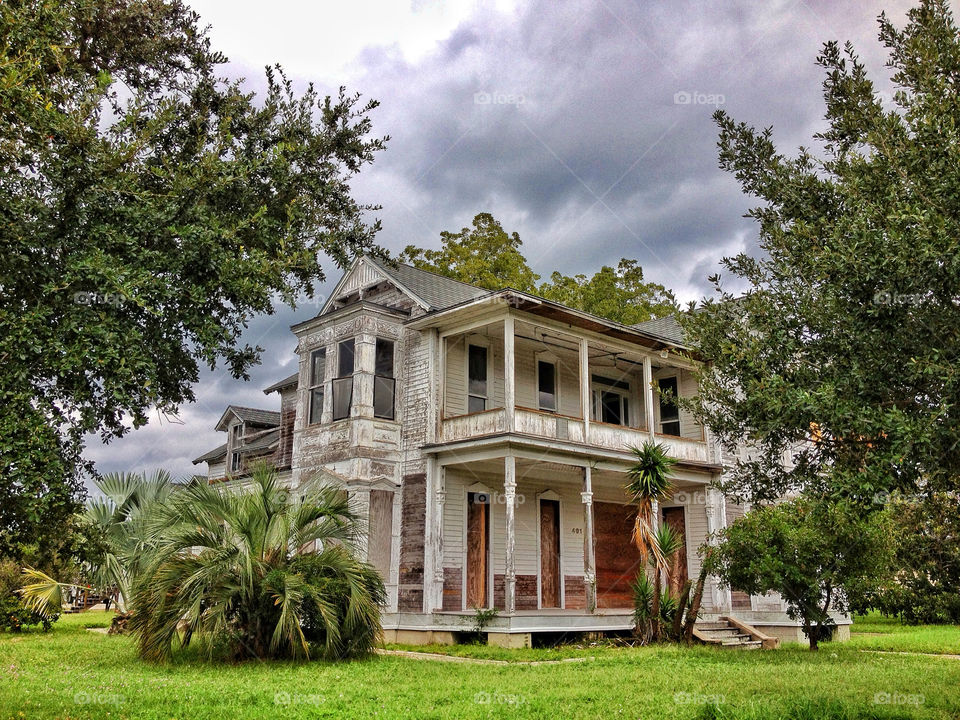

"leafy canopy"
[400, 212, 678, 324]
[682, 0, 960, 504]
[0, 0, 386, 559]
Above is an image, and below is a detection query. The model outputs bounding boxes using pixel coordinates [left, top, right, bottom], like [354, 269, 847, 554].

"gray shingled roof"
[632, 315, 686, 345]
[242, 427, 280, 454]
[367, 257, 487, 310]
[193, 442, 227, 465]
[231, 406, 280, 426]
[263, 372, 298, 394]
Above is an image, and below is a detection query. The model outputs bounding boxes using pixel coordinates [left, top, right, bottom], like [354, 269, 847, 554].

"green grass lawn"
[849, 612, 960, 655]
[1, 612, 958, 719]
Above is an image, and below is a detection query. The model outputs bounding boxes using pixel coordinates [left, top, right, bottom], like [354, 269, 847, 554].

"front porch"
[418, 450, 731, 620]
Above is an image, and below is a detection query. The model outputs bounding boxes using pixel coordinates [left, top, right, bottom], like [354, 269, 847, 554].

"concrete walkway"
[376, 649, 594, 666]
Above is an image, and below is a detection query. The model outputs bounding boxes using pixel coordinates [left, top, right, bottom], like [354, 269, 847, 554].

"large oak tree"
[0, 0, 386, 561]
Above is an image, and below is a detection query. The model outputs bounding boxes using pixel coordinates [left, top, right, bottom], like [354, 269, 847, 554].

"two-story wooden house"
[194, 256, 849, 646]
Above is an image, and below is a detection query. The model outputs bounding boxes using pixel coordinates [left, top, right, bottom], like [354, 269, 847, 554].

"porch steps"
[693, 617, 779, 650]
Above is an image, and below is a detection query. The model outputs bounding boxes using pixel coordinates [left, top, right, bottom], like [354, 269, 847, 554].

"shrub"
[0, 561, 58, 632]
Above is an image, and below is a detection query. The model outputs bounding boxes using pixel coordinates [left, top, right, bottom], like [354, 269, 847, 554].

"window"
[658, 376, 681, 436]
[333, 339, 355, 421]
[537, 360, 557, 412]
[591, 375, 630, 426]
[308, 349, 326, 425]
[467, 344, 488, 414]
[229, 423, 244, 473]
[374, 338, 395, 420]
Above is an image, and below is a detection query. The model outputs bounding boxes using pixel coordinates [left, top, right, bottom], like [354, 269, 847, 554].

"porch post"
[504, 314, 515, 433]
[643, 355, 656, 435]
[504, 454, 517, 614]
[434, 464, 446, 611]
[424, 456, 445, 612]
[582, 465, 596, 613]
[579, 338, 590, 435]
[705, 487, 731, 612]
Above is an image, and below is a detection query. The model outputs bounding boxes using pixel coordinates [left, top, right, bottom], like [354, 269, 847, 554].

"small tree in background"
[707, 498, 895, 650]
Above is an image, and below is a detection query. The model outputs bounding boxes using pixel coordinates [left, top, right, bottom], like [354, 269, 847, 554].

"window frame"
[332, 338, 356, 421]
[590, 375, 631, 427]
[308, 348, 326, 425]
[536, 354, 559, 413]
[466, 342, 490, 414]
[373, 337, 396, 420]
[657, 375, 681, 437]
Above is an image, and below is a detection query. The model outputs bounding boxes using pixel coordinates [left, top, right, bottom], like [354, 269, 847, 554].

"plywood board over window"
[594, 501, 644, 609]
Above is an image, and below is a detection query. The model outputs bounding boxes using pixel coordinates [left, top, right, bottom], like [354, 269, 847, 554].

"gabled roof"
[193, 442, 227, 465]
[632, 315, 685, 345]
[241, 427, 280, 454]
[215, 405, 281, 431]
[263, 372, 298, 395]
[365, 256, 487, 311]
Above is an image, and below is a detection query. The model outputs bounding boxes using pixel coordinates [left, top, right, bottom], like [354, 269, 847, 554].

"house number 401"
[570, 527, 583, 535]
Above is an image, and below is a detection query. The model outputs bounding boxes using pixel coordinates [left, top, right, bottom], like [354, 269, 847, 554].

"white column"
[643, 355, 656, 435]
[504, 315, 516, 433]
[353, 333, 376, 419]
[434, 465, 446, 611]
[582, 466, 596, 613]
[424, 455, 436, 612]
[579, 338, 591, 434]
[705, 486, 731, 612]
[504, 454, 517, 614]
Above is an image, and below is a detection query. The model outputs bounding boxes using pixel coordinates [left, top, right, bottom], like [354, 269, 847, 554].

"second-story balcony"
[409, 292, 719, 469]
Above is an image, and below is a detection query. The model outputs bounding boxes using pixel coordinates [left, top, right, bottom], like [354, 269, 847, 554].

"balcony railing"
[439, 406, 714, 464]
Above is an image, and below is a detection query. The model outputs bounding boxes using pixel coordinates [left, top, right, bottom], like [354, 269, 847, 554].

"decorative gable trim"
[320, 256, 431, 315]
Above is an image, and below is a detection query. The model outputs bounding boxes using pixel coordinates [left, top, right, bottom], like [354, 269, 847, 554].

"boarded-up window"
[594, 501, 644, 609]
[368, 490, 394, 579]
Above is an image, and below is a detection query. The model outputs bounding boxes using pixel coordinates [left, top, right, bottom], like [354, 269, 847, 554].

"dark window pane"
[468, 395, 486, 414]
[468, 345, 487, 396]
[374, 376, 395, 419]
[600, 391, 623, 425]
[332, 377, 353, 420]
[310, 349, 326, 386]
[375, 339, 394, 378]
[622, 398, 630, 426]
[661, 420, 681, 437]
[538, 361, 556, 411]
[309, 388, 324, 425]
[338, 339, 355, 378]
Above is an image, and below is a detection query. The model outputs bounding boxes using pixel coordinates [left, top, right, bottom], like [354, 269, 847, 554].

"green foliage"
[0, 0, 386, 560]
[625, 442, 678, 568]
[871, 492, 960, 624]
[400, 213, 678, 322]
[470, 606, 499, 634]
[707, 497, 896, 650]
[400, 212, 540, 291]
[129, 464, 384, 661]
[538, 258, 678, 325]
[681, 1, 960, 505]
[0, 560, 58, 632]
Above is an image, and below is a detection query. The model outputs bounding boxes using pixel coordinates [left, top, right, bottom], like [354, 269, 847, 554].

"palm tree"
[129, 463, 384, 661]
[625, 441, 679, 641]
[19, 470, 173, 616]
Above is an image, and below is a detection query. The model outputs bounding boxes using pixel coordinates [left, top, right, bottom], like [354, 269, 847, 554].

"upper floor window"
[229, 422, 244, 473]
[467, 344, 488, 414]
[333, 338, 355, 421]
[658, 376, 681, 436]
[592, 375, 630, 426]
[374, 338, 395, 420]
[308, 349, 326, 425]
[537, 359, 557, 412]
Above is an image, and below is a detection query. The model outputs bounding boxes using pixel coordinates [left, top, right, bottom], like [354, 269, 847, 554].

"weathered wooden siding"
[397, 473, 426, 611]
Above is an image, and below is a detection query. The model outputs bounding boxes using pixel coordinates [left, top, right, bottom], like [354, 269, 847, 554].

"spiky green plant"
[650, 522, 684, 641]
[129, 463, 384, 662]
[625, 441, 678, 568]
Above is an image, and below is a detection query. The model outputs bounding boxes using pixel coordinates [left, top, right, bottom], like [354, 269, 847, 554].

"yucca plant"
[649, 522, 684, 641]
[625, 441, 678, 570]
[129, 463, 384, 662]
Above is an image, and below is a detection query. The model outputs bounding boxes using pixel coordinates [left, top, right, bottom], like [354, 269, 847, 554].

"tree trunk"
[682, 562, 709, 643]
[651, 568, 662, 642]
[672, 579, 692, 640]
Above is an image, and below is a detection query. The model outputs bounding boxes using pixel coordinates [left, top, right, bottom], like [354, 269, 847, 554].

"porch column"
[643, 355, 656, 435]
[433, 464, 446, 611]
[582, 466, 597, 613]
[504, 454, 517, 614]
[504, 314, 515, 433]
[424, 456, 445, 612]
[579, 338, 591, 434]
[705, 487, 731, 612]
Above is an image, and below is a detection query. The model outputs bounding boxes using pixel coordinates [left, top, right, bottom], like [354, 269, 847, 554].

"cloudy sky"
[86, 0, 913, 481]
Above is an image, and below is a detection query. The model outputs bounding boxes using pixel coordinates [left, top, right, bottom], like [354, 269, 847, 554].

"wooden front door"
[539, 499, 561, 608]
[661, 507, 688, 595]
[594, 501, 644, 608]
[466, 492, 489, 609]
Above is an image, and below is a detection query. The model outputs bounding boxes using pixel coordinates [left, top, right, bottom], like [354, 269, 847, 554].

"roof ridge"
[369, 255, 489, 293]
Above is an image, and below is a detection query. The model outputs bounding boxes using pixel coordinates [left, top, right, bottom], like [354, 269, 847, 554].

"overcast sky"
[85, 0, 915, 482]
